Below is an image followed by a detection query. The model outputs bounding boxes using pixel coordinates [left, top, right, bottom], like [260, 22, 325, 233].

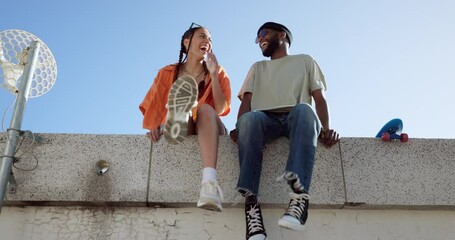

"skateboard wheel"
[381, 132, 391, 142]
[400, 133, 409, 142]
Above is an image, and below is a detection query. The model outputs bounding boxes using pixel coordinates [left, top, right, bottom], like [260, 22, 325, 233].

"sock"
[202, 167, 217, 184]
[284, 172, 305, 194]
[245, 194, 258, 204]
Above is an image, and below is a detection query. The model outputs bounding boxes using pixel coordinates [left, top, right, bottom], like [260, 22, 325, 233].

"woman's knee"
[197, 104, 216, 122]
[196, 104, 226, 134]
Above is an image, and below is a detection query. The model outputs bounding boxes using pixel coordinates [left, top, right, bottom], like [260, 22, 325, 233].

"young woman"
[139, 23, 231, 211]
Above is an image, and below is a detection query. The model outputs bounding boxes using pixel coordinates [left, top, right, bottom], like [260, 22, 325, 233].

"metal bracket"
[19, 130, 47, 144]
[8, 171, 16, 194]
[1, 131, 49, 144]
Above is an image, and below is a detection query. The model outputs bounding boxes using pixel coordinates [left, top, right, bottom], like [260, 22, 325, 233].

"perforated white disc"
[0, 29, 57, 98]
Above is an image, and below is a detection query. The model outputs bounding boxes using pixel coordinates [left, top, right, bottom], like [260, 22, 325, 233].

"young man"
[230, 22, 340, 239]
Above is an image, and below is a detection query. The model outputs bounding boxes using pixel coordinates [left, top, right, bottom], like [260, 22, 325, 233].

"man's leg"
[285, 103, 321, 191]
[278, 103, 321, 231]
[236, 111, 283, 194]
[236, 111, 280, 240]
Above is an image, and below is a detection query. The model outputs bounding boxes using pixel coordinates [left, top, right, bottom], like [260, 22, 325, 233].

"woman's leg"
[194, 104, 226, 211]
[195, 104, 226, 169]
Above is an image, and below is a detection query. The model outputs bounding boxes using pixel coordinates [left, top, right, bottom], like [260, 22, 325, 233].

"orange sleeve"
[217, 66, 231, 116]
[139, 67, 174, 130]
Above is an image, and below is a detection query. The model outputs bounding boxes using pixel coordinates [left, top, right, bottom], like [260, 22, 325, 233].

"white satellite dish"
[0, 29, 57, 97]
[0, 29, 58, 213]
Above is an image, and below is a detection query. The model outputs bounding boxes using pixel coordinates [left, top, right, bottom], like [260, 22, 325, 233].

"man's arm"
[237, 92, 252, 120]
[230, 92, 252, 143]
[312, 89, 340, 148]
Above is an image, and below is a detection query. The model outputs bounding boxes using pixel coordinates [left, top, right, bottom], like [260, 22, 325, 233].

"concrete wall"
[2, 207, 455, 240]
[1, 134, 455, 239]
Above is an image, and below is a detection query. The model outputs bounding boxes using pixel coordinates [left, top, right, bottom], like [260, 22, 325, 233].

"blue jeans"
[236, 103, 321, 195]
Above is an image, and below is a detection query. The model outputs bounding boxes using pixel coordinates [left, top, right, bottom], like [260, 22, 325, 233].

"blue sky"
[1, 0, 454, 138]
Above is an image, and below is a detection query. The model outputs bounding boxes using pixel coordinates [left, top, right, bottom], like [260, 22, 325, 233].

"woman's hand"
[205, 51, 219, 75]
[146, 125, 163, 142]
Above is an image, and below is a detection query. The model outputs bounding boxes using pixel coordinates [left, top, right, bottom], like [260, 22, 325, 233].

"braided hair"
[173, 27, 209, 82]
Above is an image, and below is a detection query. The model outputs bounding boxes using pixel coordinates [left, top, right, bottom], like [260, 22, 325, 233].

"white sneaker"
[164, 75, 198, 145]
[197, 181, 223, 212]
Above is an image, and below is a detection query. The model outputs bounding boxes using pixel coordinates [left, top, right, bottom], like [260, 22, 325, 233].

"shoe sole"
[164, 75, 198, 145]
[197, 198, 222, 212]
[247, 234, 268, 240]
[278, 218, 306, 231]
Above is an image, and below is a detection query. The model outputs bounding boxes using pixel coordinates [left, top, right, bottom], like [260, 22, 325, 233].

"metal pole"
[0, 40, 40, 213]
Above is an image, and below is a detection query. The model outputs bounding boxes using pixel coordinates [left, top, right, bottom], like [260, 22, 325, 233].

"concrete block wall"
[2, 207, 455, 240]
[342, 138, 455, 208]
[1, 134, 454, 209]
[1, 134, 455, 240]
[1, 134, 150, 205]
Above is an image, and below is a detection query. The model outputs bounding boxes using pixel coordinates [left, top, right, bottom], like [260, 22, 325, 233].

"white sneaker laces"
[286, 192, 309, 218]
[246, 204, 264, 233]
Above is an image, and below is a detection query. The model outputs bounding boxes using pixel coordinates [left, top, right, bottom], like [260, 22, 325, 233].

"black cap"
[257, 22, 293, 47]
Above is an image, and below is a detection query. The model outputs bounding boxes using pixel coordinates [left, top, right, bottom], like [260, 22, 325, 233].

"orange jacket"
[139, 64, 231, 130]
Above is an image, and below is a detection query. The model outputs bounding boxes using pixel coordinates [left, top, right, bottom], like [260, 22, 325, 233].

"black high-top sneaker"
[244, 195, 267, 240]
[278, 192, 309, 231]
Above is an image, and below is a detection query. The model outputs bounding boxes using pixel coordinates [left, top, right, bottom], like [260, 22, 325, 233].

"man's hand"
[229, 129, 238, 144]
[319, 128, 340, 148]
[146, 125, 163, 142]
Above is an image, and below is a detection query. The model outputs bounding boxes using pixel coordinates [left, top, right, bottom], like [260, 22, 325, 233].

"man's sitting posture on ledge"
[230, 22, 340, 240]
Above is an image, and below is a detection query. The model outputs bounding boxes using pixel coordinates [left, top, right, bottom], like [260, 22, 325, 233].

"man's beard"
[262, 34, 279, 57]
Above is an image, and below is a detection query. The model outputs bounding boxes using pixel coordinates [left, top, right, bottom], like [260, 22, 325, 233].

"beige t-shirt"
[238, 54, 327, 112]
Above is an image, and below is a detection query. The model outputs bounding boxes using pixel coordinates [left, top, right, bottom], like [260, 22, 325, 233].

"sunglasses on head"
[188, 22, 203, 30]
